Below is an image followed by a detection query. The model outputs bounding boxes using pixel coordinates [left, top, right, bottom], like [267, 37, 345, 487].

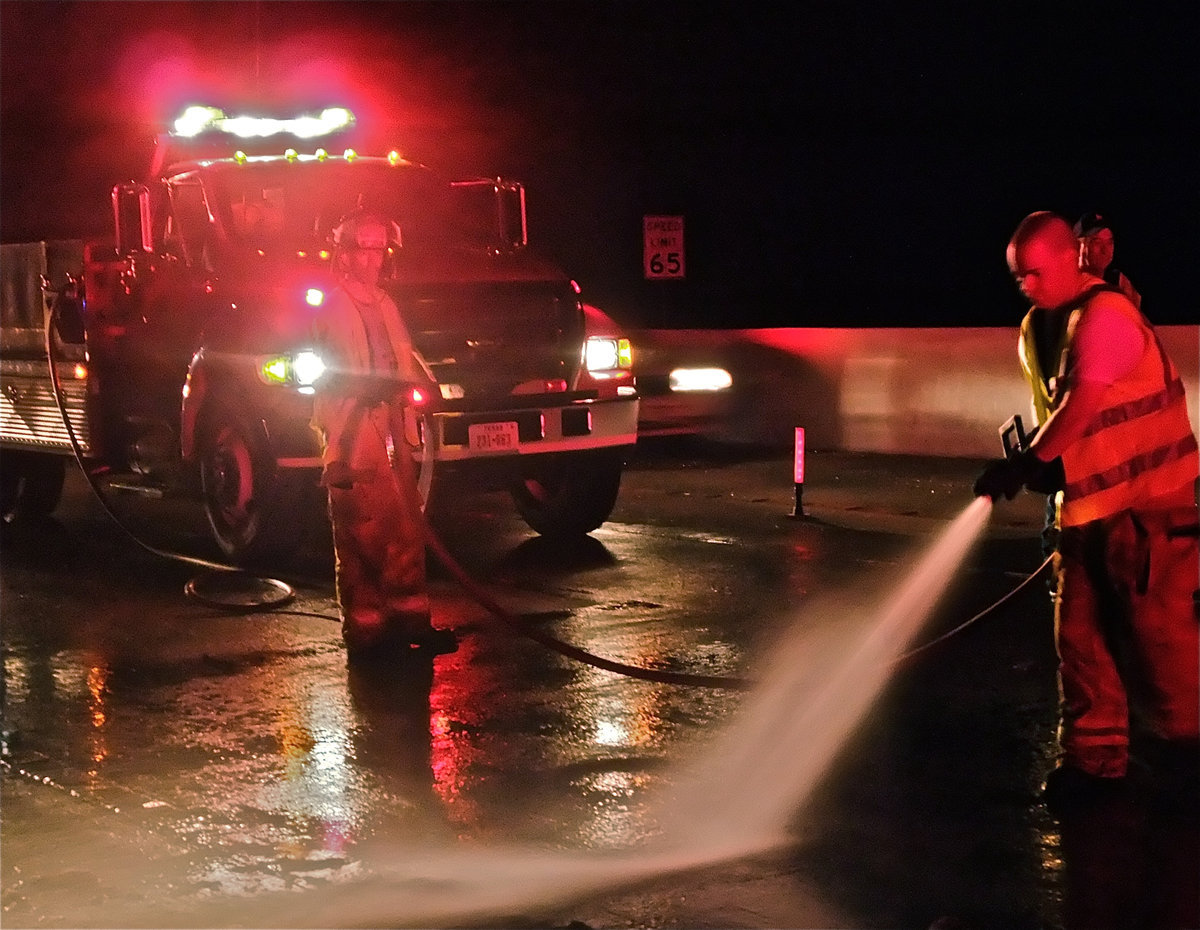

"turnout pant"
[1054, 505, 1200, 777]
[327, 403, 431, 650]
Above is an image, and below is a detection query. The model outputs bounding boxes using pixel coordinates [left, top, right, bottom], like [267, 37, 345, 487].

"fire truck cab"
[0, 106, 639, 562]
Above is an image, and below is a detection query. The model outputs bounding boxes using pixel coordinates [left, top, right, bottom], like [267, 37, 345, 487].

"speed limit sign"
[643, 215, 685, 279]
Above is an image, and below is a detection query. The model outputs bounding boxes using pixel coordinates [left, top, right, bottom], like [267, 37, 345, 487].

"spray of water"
[165, 497, 996, 928]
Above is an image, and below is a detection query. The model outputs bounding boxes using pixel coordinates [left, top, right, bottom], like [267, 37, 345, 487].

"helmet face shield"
[331, 211, 401, 283]
[353, 223, 389, 251]
[332, 211, 402, 250]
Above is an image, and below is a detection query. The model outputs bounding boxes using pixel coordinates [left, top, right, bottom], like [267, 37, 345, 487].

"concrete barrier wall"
[634, 326, 1199, 458]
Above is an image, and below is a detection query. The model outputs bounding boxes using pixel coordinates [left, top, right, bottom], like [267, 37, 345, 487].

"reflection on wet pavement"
[3, 451, 1196, 928]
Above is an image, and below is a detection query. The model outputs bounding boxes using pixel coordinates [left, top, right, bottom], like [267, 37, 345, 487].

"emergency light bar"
[173, 106, 355, 139]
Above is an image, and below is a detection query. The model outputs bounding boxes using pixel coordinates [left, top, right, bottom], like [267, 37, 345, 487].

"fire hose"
[42, 299, 1053, 688]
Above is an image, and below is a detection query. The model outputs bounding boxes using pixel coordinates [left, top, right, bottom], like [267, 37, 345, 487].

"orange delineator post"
[789, 426, 805, 518]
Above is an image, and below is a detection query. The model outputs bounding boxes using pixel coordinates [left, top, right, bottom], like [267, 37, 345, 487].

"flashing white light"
[668, 367, 733, 392]
[305, 288, 325, 307]
[174, 105, 224, 136]
[172, 106, 355, 139]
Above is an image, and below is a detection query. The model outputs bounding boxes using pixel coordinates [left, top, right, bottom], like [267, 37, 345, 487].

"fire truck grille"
[404, 282, 584, 402]
[0, 367, 91, 453]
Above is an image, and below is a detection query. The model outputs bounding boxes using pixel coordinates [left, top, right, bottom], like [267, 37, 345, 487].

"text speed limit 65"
[643, 215, 685, 279]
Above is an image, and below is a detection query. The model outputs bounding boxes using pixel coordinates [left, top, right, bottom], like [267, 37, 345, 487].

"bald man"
[975, 211, 1198, 811]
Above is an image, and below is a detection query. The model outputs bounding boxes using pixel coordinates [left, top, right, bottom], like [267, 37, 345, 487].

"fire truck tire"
[0, 451, 66, 522]
[509, 449, 623, 537]
[198, 405, 292, 564]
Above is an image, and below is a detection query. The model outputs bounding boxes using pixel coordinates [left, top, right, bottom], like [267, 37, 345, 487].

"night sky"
[2, 1, 1197, 327]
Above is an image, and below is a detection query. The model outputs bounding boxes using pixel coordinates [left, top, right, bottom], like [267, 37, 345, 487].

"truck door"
[103, 178, 221, 469]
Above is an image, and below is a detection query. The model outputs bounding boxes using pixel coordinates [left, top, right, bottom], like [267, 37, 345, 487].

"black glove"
[1025, 455, 1064, 494]
[320, 460, 362, 490]
[973, 450, 1053, 501]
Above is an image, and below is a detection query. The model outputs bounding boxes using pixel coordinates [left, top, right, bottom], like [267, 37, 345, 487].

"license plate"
[468, 420, 519, 453]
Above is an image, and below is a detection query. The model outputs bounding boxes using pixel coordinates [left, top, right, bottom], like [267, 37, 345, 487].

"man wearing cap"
[311, 211, 456, 662]
[1074, 212, 1142, 310]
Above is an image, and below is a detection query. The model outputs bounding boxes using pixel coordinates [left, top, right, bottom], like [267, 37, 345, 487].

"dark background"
[2, 1, 1197, 327]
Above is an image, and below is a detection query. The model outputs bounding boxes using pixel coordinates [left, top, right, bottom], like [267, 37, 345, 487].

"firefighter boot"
[410, 625, 458, 655]
[1041, 765, 1130, 814]
[343, 607, 412, 661]
[344, 620, 456, 662]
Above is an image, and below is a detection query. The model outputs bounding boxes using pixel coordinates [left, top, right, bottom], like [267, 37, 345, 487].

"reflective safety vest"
[1021, 288, 1199, 527]
[1019, 307, 1075, 428]
[310, 283, 421, 466]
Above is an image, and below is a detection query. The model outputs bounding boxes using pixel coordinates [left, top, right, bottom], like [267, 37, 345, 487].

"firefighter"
[310, 210, 456, 661]
[1074, 212, 1142, 311]
[975, 211, 1199, 809]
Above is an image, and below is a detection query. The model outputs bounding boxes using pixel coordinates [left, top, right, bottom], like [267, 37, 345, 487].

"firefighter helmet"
[331, 210, 402, 251]
[330, 210, 402, 279]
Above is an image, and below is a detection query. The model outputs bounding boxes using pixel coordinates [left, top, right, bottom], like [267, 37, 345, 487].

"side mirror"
[496, 180, 527, 250]
[112, 182, 153, 255]
[449, 177, 529, 252]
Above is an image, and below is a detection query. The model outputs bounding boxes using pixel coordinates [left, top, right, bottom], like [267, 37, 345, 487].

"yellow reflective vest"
[1018, 288, 1199, 527]
[310, 284, 421, 467]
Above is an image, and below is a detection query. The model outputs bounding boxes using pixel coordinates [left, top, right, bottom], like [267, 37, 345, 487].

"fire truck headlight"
[291, 350, 327, 386]
[259, 350, 327, 389]
[585, 336, 632, 373]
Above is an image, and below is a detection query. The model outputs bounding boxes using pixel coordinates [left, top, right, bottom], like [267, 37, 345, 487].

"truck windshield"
[205, 161, 505, 254]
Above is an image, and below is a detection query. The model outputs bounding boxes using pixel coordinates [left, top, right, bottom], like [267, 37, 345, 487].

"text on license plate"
[468, 420, 519, 453]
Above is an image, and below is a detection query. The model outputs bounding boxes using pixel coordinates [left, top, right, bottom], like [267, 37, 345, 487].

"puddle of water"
[160, 497, 994, 928]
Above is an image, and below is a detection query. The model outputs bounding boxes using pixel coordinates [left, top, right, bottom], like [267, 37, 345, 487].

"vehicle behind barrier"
[0, 106, 638, 562]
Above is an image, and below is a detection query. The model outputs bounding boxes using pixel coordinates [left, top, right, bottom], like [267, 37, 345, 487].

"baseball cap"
[1073, 212, 1112, 238]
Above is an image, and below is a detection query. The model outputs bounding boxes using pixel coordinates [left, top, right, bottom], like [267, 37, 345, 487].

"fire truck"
[0, 106, 638, 562]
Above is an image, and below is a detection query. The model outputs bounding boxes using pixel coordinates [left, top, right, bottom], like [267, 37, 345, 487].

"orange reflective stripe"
[1065, 433, 1200, 499]
[1071, 725, 1129, 738]
[1080, 376, 1188, 438]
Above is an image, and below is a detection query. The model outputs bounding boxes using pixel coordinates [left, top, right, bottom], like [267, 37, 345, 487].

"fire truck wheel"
[198, 405, 288, 563]
[509, 449, 623, 538]
[0, 452, 66, 522]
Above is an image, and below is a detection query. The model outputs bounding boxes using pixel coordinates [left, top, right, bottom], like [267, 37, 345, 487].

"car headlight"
[668, 367, 732, 392]
[260, 349, 327, 392]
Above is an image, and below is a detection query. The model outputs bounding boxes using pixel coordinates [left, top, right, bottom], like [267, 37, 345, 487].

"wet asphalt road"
[2, 439, 1196, 929]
